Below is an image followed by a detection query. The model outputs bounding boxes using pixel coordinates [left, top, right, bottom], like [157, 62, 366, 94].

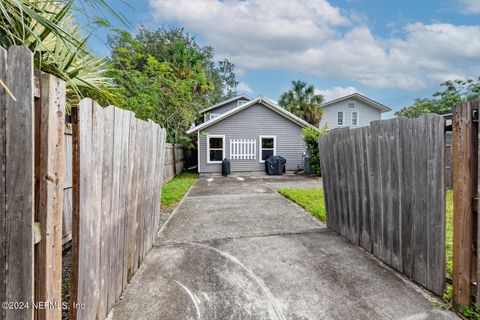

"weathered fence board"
[163, 143, 184, 183]
[0, 46, 35, 320]
[478, 108, 480, 308]
[34, 71, 65, 320]
[61, 125, 172, 249]
[70, 100, 166, 320]
[63, 128, 73, 245]
[0, 46, 6, 320]
[452, 101, 478, 309]
[319, 115, 446, 296]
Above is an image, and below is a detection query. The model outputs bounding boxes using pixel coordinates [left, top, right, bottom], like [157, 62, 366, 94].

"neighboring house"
[319, 93, 391, 129]
[187, 96, 316, 174]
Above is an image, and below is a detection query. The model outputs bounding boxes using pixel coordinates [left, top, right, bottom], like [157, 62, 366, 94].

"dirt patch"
[62, 247, 72, 320]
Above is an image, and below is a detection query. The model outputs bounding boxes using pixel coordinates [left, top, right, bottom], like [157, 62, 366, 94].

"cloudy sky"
[85, 0, 480, 116]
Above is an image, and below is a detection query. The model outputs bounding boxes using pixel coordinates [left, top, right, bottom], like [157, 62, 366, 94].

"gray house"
[187, 96, 316, 174]
[319, 93, 391, 129]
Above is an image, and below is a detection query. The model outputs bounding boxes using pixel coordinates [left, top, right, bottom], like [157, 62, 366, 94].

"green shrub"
[301, 126, 327, 176]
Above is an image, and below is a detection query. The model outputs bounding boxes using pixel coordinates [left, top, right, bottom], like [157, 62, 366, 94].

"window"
[348, 101, 356, 108]
[207, 135, 225, 163]
[259, 136, 276, 162]
[337, 111, 344, 126]
[237, 99, 248, 107]
[206, 113, 220, 121]
[351, 111, 358, 126]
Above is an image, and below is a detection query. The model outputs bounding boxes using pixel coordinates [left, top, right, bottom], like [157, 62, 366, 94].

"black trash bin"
[222, 158, 230, 176]
[265, 155, 286, 175]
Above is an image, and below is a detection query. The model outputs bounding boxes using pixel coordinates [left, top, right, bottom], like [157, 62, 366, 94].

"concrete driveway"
[110, 175, 457, 320]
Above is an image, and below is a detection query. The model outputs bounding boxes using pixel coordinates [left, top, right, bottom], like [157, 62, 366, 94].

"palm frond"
[0, 0, 118, 110]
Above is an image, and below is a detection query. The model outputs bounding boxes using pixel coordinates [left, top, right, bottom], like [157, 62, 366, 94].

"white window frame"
[205, 113, 220, 122]
[259, 135, 276, 163]
[206, 134, 225, 164]
[348, 101, 356, 108]
[351, 111, 359, 126]
[237, 99, 248, 107]
[337, 111, 344, 126]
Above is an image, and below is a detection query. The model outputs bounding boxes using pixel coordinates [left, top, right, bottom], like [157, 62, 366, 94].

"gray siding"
[199, 103, 305, 173]
[203, 99, 249, 121]
[319, 97, 382, 129]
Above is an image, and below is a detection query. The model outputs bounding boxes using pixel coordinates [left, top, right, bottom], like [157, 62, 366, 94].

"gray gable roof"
[321, 93, 391, 113]
[199, 95, 252, 114]
[187, 97, 316, 134]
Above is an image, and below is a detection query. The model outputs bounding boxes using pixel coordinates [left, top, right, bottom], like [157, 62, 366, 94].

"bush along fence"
[0, 46, 167, 320]
[318, 115, 446, 296]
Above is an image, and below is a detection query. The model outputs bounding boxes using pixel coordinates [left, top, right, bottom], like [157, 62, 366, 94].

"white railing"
[230, 139, 256, 160]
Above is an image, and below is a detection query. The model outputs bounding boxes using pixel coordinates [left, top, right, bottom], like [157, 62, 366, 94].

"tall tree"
[395, 78, 480, 118]
[132, 26, 238, 104]
[279, 80, 323, 125]
[108, 28, 238, 147]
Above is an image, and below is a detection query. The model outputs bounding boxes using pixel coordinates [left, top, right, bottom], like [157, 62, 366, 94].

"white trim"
[206, 134, 225, 164]
[259, 135, 276, 163]
[321, 93, 391, 113]
[337, 111, 344, 127]
[187, 97, 316, 134]
[347, 101, 356, 108]
[204, 113, 220, 121]
[236, 99, 249, 107]
[199, 95, 252, 113]
[197, 132, 201, 173]
[351, 110, 359, 126]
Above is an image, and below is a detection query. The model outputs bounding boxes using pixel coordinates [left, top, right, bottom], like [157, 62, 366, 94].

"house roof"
[321, 93, 392, 113]
[199, 95, 252, 113]
[187, 96, 317, 134]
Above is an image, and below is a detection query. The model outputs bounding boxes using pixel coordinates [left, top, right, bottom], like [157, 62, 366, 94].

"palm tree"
[0, 0, 122, 110]
[279, 80, 324, 125]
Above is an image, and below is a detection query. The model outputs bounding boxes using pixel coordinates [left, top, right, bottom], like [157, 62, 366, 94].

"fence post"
[0, 46, 35, 320]
[34, 72, 65, 320]
[452, 101, 479, 310]
[477, 103, 480, 308]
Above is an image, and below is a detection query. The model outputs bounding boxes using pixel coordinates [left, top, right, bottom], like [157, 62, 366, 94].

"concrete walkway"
[110, 175, 458, 320]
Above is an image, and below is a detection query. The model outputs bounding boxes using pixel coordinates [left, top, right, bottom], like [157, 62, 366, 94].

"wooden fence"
[69, 100, 166, 320]
[0, 46, 66, 319]
[163, 143, 184, 183]
[0, 45, 36, 320]
[62, 137, 175, 247]
[451, 101, 480, 310]
[0, 46, 167, 320]
[318, 115, 446, 296]
[63, 127, 73, 245]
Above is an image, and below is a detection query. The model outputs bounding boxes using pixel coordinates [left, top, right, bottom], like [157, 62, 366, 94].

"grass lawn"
[278, 188, 326, 222]
[161, 172, 198, 209]
[446, 189, 453, 279]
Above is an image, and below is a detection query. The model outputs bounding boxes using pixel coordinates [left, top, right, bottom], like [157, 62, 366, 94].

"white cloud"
[459, 0, 480, 14]
[149, 0, 480, 90]
[315, 86, 359, 101]
[237, 81, 253, 93]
